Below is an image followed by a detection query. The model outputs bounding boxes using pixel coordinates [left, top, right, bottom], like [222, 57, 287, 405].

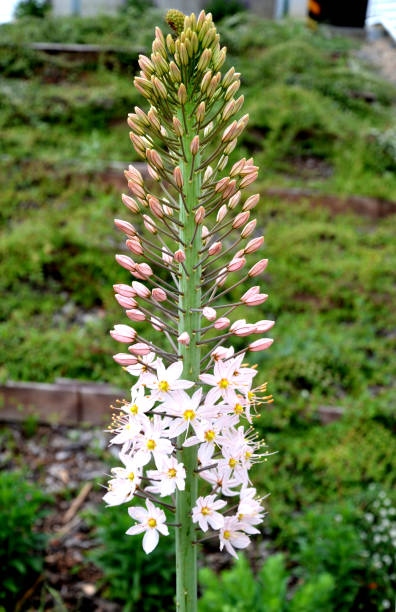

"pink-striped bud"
[248, 259, 268, 277]
[215, 176, 230, 193]
[162, 248, 173, 265]
[232, 321, 257, 336]
[177, 83, 187, 104]
[202, 225, 209, 242]
[127, 179, 146, 200]
[190, 135, 200, 155]
[228, 191, 241, 210]
[136, 263, 153, 278]
[230, 158, 246, 177]
[232, 211, 250, 229]
[244, 293, 268, 306]
[148, 196, 163, 219]
[115, 294, 137, 309]
[174, 249, 185, 263]
[152, 287, 167, 302]
[177, 331, 190, 345]
[216, 268, 228, 286]
[147, 165, 160, 182]
[126, 309, 146, 322]
[110, 324, 137, 343]
[211, 346, 232, 360]
[129, 342, 151, 356]
[255, 320, 275, 333]
[216, 205, 227, 223]
[214, 317, 230, 330]
[122, 194, 140, 213]
[147, 149, 164, 170]
[142, 214, 157, 234]
[151, 316, 165, 331]
[195, 206, 205, 224]
[208, 241, 222, 256]
[241, 219, 257, 238]
[113, 353, 138, 366]
[245, 236, 264, 254]
[115, 254, 135, 271]
[222, 121, 237, 142]
[132, 281, 150, 298]
[173, 166, 183, 189]
[222, 179, 237, 200]
[203, 306, 217, 321]
[113, 284, 136, 298]
[240, 172, 258, 188]
[126, 165, 144, 186]
[243, 194, 260, 211]
[126, 239, 144, 255]
[227, 257, 246, 272]
[249, 338, 273, 352]
[241, 286, 260, 301]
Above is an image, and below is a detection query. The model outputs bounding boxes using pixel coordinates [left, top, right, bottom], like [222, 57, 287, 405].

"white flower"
[103, 455, 142, 506]
[126, 499, 169, 554]
[200, 357, 253, 405]
[126, 351, 158, 382]
[192, 495, 226, 532]
[122, 384, 155, 420]
[134, 415, 173, 467]
[219, 516, 250, 558]
[237, 487, 266, 534]
[147, 456, 186, 497]
[146, 360, 194, 400]
[160, 388, 204, 438]
[109, 415, 142, 449]
[199, 464, 240, 497]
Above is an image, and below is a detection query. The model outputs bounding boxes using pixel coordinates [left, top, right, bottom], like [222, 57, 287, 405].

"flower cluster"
[104, 8, 274, 560]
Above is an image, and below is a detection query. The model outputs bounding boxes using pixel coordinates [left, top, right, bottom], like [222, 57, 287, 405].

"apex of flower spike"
[165, 9, 185, 35]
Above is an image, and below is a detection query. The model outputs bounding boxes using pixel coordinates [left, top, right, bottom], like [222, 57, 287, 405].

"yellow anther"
[223, 530, 231, 539]
[201, 506, 210, 515]
[234, 403, 243, 414]
[128, 471, 135, 480]
[168, 468, 177, 478]
[218, 378, 229, 389]
[204, 430, 215, 441]
[158, 380, 170, 392]
[228, 458, 237, 468]
[147, 439, 156, 450]
[148, 518, 157, 528]
[130, 404, 139, 414]
[183, 409, 196, 420]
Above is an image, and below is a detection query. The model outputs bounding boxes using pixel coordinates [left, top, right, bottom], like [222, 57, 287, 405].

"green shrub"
[198, 554, 334, 612]
[0, 471, 52, 606]
[87, 503, 176, 612]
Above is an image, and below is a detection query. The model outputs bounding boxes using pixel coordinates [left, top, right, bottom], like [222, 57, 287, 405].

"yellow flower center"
[245, 451, 252, 459]
[248, 391, 254, 401]
[218, 378, 229, 389]
[228, 458, 237, 468]
[168, 468, 177, 478]
[204, 430, 215, 442]
[126, 424, 131, 431]
[183, 409, 196, 420]
[158, 380, 170, 392]
[130, 403, 139, 415]
[148, 518, 157, 528]
[223, 530, 231, 539]
[128, 471, 135, 481]
[238, 513, 244, 520]
[234, 403, 243, 414]
[147, 439, 156, 450]
[201, 506, 210, 515]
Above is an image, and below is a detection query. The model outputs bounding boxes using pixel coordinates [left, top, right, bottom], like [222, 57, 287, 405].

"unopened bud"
[202, 306, 217, 321]
[208, 241, 222, 256]
[136, 263, 153, 278]
[249, 338, 273, 352]
[114, 218, 136, 236]
[173, 116, 184, 137]
[190, 135, 200, 155]
[113, 284, 136, 298]
[143, 214, 157, 234]
[162, 248, 173, 265]
[126, 238, 144, 255]
[115, 294, 137, 309]
[169, 60, 181, 82]
[241, 219, 257, 238]
[174, 249, 185, 263]
[122, 193, 139, 213]
[240, 172, 258, 189]
[255, 320, 275, 333]
[128, 179, 146, 200]
[196, 102, 205, 123]
[243, 194, 260, 211]
[126, 309, 146, 322]
[222, 121, 237, 143]
[195, 206, 205, 224]
[232, 211, 250, 229]
[228, 191, 241, 209]
[224, 138, 237, 155]
[115, 254, 135, 271]
[173, 166, 184, 189]
[225, 80, 240, 101]
[248, 259, 268, 277]
[245, 236, 264, 254]
[227, 257, 246, 272]
[216, 205, 227, 223]
[148, 195, 163, 219]
[152, 287, 167, 302]
[132, 281, 150, 298]
[110, 324, 137, 343]
[129, 342, 151, 356]
[113, 353, 138, 366]
[214, 317, 230, 330]
[203, 166, 213, 182]
[230, 159, 246, 177]
[178, 83, 187, 104]
[177, 331, 190, 345]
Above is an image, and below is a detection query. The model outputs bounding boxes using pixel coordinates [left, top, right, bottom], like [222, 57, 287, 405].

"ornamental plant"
[104, 9, 274, 611]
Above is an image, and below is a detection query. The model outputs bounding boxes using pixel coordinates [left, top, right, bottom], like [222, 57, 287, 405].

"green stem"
[176, 100, 202, 612]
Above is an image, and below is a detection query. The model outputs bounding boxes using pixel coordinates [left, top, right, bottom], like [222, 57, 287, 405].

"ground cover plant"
[0, 8, 395, 612]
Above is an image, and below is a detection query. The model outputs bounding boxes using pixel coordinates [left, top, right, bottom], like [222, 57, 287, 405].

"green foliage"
[0, 471, 52, 606]
[204, 0, 246, 21]
[198, 554, 334, 612]
[86, 503, 176, 612]
[14, 0, 50, 19]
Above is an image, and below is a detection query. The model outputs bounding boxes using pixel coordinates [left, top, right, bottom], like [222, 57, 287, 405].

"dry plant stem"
[175, 99, 201, 612]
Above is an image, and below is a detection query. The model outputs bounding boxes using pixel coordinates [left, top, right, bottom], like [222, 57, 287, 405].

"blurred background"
[0, 0, 395, 610]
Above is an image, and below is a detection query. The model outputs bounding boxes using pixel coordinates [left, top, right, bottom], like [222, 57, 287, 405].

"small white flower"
[134, 415, 173, 467]
[126, 499, 169, 554]
[192, 495, 226, 532]
[103, 455, 142, 506]
[219, 516, 250, 559]
[146, 360, 194, 400]
[147, 456, 186, 497]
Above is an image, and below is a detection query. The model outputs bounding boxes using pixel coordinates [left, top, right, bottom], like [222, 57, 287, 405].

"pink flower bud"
[243, 194, 260, 211]
[115, 294, 137, 309]
[216, 268, 228, 286]
[136, 263, 153, 278]
[143, 214, 157, 234]
[174, 166, 183, 189]
[208, 241, 222, 256]
[216, 204, 227, 223]
[214, 317, 230, 330]
[121, 194, 140, 213]
[148, 195, 163, 219]
[241, 286, 260, 301]
[245, 236, 264, 254]
[222, 180, 237, 200]
[215, 177, 230, 193]
[115, 218, 137, 237]
[240, 172, 258, 189]
[248, 259, 268, 277]
[152, 287, 167, 302]
[132, 281, 150, 298]
[249, 338, 274, 352]
[115, 254, 135, 271]
[126, 309, 146, 322]
[113, 353, 138, 366]
[228, 191, 241, 209]
[227, 257, 246, 272]
[230, 158, 246, 177]
[177, 331, 190, 345]
[151, 316, 165, 331]
[244, 293, 268, 306]
[203, 306, 217, 321]
[234, 323, 257, 337]
[162, 248, 173, 265]
[211, 346, 232, 360]
[255, 320, 275, 333]
[148, 149, 164, 169]
[113, 284, 136, 298]
[110, 325, 137, 343]
[202, 225, 209, 242]
[195, 206, 205, 224]
[126, 165, 144, 186]
[241, 219, 256, 238]
[126, 239, 144, 255]
[233, 211, 250, 229]
[127, 179, 146, 200]
[222, 120, 237, 142]
[190, 135, 200, 155]
[129, 342, 151, 356]
[174, 249, 185, 263]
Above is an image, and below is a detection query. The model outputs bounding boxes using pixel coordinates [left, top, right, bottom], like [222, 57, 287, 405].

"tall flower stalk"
[105, 9, 274, 612]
